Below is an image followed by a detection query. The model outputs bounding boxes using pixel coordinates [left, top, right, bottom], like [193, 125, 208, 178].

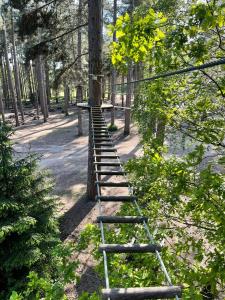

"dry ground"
[12, 107, 141, 299]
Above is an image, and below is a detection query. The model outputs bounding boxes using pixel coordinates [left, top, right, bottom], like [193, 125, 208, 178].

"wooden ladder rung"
[94, 162, 120, 166]
[95, 181, 129, 187]
[95, 171, 124, 175]
[94, 139, 111, 142]
[102, 286, 182, 300]
[97, 216, 148, 223]
[94, 143, 113, 147]
[99, 243, 161, 253]
[93, 148, 116, 152]
[94, 155, 119, 159]
[96, 195, 136, 202]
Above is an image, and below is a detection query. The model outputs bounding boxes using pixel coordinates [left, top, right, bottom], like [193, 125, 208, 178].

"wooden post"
[87, 0, 103, 200]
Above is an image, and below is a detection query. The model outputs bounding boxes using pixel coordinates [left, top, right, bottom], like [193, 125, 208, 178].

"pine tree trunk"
[124, 64, 132, 136]
[63, 79, 69, 116]
[30, 61, 39, 118]
[87, 0, 103, 200]
[3, 24, 20, 126]
[110, 0, 117, 126]
[36, 55, 48, 122]
[121, 74, 124, 107]
[0, 91, 5, 122]
[0, 56, 9, 107]
[11, 8, 24, 124]
[76, 0, 83, 103]
[88, 0, 103, 106]
[45, 61, 51, 107]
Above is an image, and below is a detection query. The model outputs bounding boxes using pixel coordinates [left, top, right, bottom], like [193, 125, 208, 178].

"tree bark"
[36, 55, 48, 122]
[0, 90, 5, 122]
[45, 61, 51, 106]
[110, 0, 117, 126]
[76, 0, 83, 103]
[0, 56, 9, 107]
[63, 79, 69, 116]
[3, 25, 20, 126]
[11, 8, 24, 124]
[121, 75, 125, 107]
[88, 0, 103, 106]
[124, 64, 132, 136]
[87, 0, 103, 200]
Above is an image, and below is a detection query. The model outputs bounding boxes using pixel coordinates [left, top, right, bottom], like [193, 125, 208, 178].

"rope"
[115, 58, 225, 86]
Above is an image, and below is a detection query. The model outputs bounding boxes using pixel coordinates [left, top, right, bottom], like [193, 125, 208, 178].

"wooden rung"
[94, 162, 120, 166]
[102, 286, 182, 300]
[99, 243, 161, 253]
[93, 148, 116, 152]
[95, 171, 124, 175]
[94, 143, 113, 147]
[94, 134, 110, 137]
[97, 216, 148, 223]
[96, 181, 129, 187]
[94, 139, 111, 142]
[92, 125, 107, 128]
[94, 155, 119, 159]
[96, 195, 135, 202]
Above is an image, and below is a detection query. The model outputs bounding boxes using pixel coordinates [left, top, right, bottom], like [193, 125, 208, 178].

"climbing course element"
[91, 106, 182, 300]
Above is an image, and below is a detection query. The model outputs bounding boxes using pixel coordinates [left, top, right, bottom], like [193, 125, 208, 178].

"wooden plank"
[94, 155, 119, 159]
[95, 171, 124, 175]
[94, 162, 120, 166]
[102, 286, 182, 300]
[95, 181, 129, 186]
[97, 216, 148, 223]
[93, 148, 116, 152]
[96, 195, 135, 202]
[94, 143, 113, 147]
[99, 243, 161, 253]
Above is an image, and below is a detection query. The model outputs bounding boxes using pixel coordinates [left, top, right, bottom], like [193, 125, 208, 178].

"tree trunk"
[78, 107, 83, 136]
[0, 90, 5, 122]
[11, 8, 24, 124]
[87, 0, 103, 200]
[63, 79, 69, 116]
[110, 0, 117, 126]
[76, 0, 83, 103]
[124, 64, 132, 136]
[121, 75, 125, 107]
[3, 24, 20, 126]
[30, 61, 39, 118]
[88, 0, 103, 106]
[45, 61, 51, 107]
[0, 56, 9, 107]
[36, 55, 48, 122]
[108, 74, 111, 101]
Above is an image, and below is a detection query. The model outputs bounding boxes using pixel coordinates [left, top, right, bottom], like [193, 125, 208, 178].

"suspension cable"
[115, 58, 225, 86]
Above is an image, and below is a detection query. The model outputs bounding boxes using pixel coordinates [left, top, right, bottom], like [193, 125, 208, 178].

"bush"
[108, 124, 118, 132]
[0, 122, 77, 299]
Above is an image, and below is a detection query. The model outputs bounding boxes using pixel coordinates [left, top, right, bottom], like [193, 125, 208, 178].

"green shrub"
[108, 124, 118, 132]
[0, 122, 77, 299]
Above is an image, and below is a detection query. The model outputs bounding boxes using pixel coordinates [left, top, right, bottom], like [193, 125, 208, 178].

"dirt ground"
[12, 107, 141, 299]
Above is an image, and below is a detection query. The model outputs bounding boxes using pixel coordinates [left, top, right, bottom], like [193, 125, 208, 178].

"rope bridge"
[90, 106, 182, 300]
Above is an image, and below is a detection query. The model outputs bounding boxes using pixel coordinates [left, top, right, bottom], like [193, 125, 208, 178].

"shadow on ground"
[76, 266, 103, 297]
[59, 194, 96, 241]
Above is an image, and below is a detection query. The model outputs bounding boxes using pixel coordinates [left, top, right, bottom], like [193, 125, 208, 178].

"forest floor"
[12, 106, 141, 299]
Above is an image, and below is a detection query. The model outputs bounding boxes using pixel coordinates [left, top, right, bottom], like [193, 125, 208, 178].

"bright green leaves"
[110, 8, 167, 67]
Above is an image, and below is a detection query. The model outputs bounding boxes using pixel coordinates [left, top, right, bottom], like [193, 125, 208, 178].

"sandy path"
[13, 108, 141, 299]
